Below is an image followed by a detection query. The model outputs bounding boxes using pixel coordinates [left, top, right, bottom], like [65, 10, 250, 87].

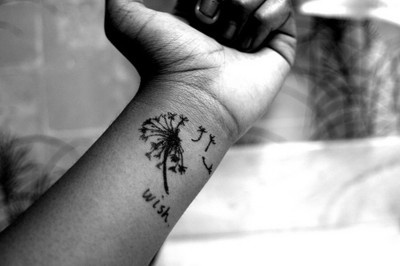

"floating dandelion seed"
[191, 126, 207, 142]
[205, 134, 216, 152]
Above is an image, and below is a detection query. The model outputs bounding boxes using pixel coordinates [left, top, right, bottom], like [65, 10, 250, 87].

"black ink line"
[143, 188, 156, 202]
[142, 188, 171, 227]
[205, 134, 216, 152]
[202, 156, 213, 175]
[191, 126, 207, 142]
[139, 113, 189, 195]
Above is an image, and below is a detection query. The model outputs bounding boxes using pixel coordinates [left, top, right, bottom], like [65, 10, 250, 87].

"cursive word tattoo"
[142, 188, 170, 226]
[139, 113, 188, 195]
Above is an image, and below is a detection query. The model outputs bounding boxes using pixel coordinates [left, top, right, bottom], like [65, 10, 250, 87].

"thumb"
[236, 46, 292, 119]
[174, 0, 223, 26]
[241, 16, 296, 112]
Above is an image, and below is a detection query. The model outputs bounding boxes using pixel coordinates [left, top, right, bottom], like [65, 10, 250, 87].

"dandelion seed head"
[139, 113, 188, 194]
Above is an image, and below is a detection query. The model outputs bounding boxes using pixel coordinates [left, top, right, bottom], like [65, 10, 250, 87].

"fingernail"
[199, 0, 222, 18]
[223, 22, 237, 40]
[242, 37, 253, 50]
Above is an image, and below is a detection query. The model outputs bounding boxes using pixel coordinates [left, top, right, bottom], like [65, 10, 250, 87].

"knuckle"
[253, 10, 268, 24]
[276, 0, 293, 14]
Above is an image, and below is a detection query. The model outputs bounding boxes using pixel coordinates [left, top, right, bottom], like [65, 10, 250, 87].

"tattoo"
[202, 156, 213, 175]
[191, 126, 207, 142]
[142, 188, 170, 226]
[139, 113, 189, 195]
[205, 134, 216, 152]
[190, 125, 217, 174]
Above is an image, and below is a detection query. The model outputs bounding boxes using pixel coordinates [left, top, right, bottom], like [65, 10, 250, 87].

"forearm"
[0, 81, 235, 265]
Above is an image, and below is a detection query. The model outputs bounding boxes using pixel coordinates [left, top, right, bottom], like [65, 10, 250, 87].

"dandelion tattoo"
[139, 113, 188, 195]
[205, 134, 216, 152]
[191, 126, 207, 142]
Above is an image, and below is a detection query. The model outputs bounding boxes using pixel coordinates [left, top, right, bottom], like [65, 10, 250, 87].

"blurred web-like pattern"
[294, 17, 400, 140]
[307, 19, 373, 139]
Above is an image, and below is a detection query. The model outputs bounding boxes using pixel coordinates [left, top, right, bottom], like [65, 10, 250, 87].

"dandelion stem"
[162, 148, 170, 195]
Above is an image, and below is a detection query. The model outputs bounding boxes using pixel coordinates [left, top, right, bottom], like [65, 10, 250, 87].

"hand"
[105, 0, 296, 139]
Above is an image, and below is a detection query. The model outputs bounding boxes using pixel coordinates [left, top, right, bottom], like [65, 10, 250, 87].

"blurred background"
[1, 0, 400, 265]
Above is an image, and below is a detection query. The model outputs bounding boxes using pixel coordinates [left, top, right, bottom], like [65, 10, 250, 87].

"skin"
[0, 0, 296, 265]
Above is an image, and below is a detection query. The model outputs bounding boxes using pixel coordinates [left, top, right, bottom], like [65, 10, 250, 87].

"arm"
[0, 0, 296, 265]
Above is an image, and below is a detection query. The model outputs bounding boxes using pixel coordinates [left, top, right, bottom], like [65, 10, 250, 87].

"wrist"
[135, 76, 240, 144]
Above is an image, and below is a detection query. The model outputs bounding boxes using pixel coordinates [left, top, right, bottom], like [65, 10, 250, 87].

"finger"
[238, 0, 292, 51]
[195, 0, 224, 24]
[174, 0, 223, 26]
[265, 15, 297, 66]
[218, 0, 265, 42]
